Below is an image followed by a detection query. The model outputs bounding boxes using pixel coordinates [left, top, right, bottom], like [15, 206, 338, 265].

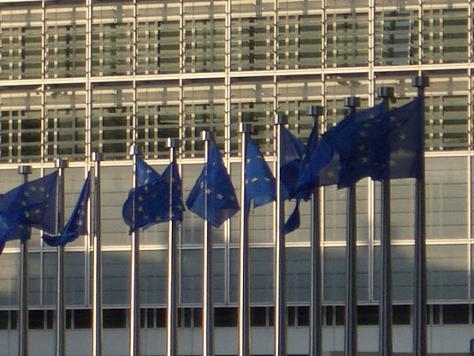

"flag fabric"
[280, 127, 305, 200]
[371, 97, 423, 181]
[122, 156, 165, 233]
[244, 138, 276, 210]
[0, 171, 58, 243]
[186, 142, 239, 228]
[122, 161, 184, 233]
[43, 172, 91, 247]
[296, 103, 386, 191]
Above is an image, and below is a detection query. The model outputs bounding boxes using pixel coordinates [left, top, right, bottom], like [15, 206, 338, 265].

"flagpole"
[238, 123, 252, 356]
[201, 130, 214, 356]
[343, 97, 360, 356]
[274, 113, 287, 356]
[412, 75, 429, 356]
[55, 158, 68, 356]
[377, 86, 395, 356]
[18, 165, 32, 356]
[129, 144, 141, 356]
[166, 138, 180, 356]
[92, 152, 103, 356]
[308, 106, 323, 356]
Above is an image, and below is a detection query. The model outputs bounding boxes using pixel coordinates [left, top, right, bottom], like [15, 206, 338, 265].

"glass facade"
[0, 0, 473, 333]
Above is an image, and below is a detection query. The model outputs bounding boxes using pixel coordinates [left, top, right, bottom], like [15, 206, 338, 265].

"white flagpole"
[412, 75, 429, 356]
[238, 123, 252, 356]
[129, 144, 141, 356]
[166, 138, 179, 356]
[92, 152, 103, 356]
[343, 97, 359, 356]
[274, 114, 287, 356]
[377, 86, 395, 356]
[18, 165, 32, 356]
[55, 158, 68, 356]
[201, 131, 214, 356]
[307, 106, 323, 356]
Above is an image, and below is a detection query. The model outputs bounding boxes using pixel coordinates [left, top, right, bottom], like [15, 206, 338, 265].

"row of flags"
[0, 96, 422, 249]
[0, 93, 425, 356]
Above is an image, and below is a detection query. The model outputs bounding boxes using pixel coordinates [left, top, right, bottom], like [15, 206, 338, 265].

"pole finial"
[129, 145, 140, 156]
[92, 152, 103, 162]
[18, 165, 32, 175]
[376, 87, 394, 99]
[55, 159, 68, 169]
[201, 130, 212, 141]
[344, 97, 361, 108]
[166, 138, 180, 149]
[412, 76, 429, 88]
[275, 113, 287, 125]
[239, 123, 252, 134]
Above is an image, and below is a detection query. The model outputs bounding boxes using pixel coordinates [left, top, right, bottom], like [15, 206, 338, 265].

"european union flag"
[43, 172, 91, 247]
[122, 156, 165, 233]
[122, 161, 184, 233]
[371, 97, 423, 181]
[245, 138, 276, 209]
[0, 171, 58, 243]
[298, 104, 386, 190]
[136, 155, 161, 186]
[280, 127, 305, 200]
[186, 143, 239, 228]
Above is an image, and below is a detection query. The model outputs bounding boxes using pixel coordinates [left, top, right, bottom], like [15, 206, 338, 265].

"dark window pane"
[215, 308, 237, 327]
[147, 309, 154, 328]
[74, 309, 91, 329]
[10, 311, 17, 330]
[393, 305, 410, 325]
[0, 311, 8, 329]
[66, 310, 72, 329]
[325, 306, 334, 326]
[297, 306, 309, 326]
[46, 310, 54, 329]
[335, 306, 344, 326]
[103, 309, 127, 328]
[444, 304, 469, 324]
[251, 307, 266, 327]
[358, 306, 379, 325]
[29, 310, 44, 329]
[287, 306, 296, 327]
[140, 309, 146, 328]
[193, 308, 202, 328]
[156, 309, 166, 328]
[268, 307, 275, 327]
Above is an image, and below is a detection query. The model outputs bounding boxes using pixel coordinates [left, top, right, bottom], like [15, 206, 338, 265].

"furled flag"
[0, 171, 58, 243]
[371, 97, 423, 181]
[244, 138, 276, 210]
[186, 142, 239, 228]
[122, 161, 184, 233]
[43, 172, 91, 246]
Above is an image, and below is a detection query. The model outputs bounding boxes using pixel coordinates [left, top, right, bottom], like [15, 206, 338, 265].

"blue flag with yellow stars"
[136, 155, 161, 186]
[280, 127, 305, 200]
[186, 143, 239, 228]
[122, 161, 184, 233]
[43, 172, 91, 247]
[245, 138, 276, 209]
[299, 103, 386, 190]
[371, 97, 423, 181]
[0, 171, 58, 243]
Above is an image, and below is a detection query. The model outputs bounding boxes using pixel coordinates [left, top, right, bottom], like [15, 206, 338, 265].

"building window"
[443, 304, 469, 324]
[103, 309, 127, 329]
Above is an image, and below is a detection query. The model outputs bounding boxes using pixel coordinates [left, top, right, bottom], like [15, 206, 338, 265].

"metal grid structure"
[0, 0, 474, 353]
